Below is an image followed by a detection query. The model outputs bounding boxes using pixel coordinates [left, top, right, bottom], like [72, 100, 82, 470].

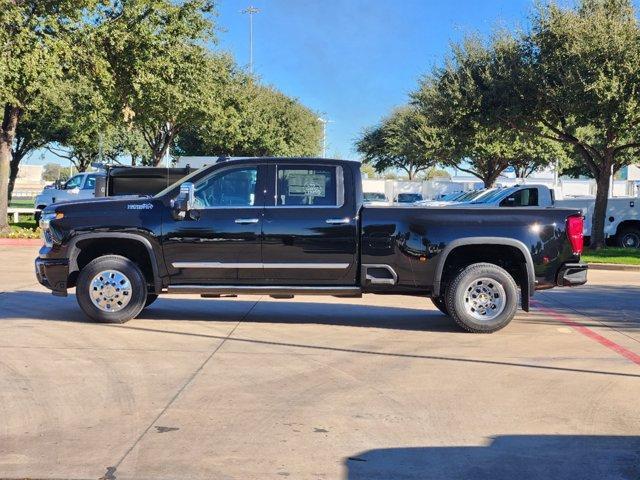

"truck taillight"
[566, 215, 584, 255]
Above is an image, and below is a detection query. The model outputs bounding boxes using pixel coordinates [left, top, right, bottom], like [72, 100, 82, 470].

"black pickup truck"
[35, 157, 587, 333]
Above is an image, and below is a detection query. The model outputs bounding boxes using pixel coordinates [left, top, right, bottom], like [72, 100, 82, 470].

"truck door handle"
[235, 218, 259, 224]
[326, 218, 350, 224]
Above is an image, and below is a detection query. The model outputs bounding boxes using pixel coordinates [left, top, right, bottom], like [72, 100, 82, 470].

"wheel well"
[69, 238, 155, 288]
[616, 220, 640, 235]
[440, 244, 528, 291]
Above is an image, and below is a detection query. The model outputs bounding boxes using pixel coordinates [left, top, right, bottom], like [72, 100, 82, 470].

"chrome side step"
[167, 285, 362, 298]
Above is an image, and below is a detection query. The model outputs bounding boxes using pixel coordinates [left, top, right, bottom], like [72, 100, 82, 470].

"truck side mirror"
[171, 182, 196, 220]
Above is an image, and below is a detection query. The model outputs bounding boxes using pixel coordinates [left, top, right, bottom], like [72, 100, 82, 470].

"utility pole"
[242, 6, 260, 74]
[317, 116, 334, 158]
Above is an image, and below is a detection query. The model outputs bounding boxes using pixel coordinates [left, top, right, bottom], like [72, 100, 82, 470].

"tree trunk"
[590, 163, 612, 250]
[153, 133, 174, 167]
[75, 156, 93, 172]
[483, 170, 501, 189]
[7, 153, 21, 203]
[0, 105, 21, 233]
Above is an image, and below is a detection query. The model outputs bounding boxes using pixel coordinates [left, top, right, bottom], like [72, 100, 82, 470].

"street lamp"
[317, 116, 334, 158]
[242, 6, 260, 74]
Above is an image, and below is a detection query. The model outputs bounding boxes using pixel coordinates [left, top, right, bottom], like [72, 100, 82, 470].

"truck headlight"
[40, 212, 63, 247]
[39, 212, 63, 230]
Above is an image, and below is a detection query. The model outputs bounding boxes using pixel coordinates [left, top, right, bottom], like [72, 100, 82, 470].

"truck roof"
[213, 156, 360, 165]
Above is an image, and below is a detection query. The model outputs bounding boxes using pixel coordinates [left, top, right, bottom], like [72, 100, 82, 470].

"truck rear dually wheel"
[76, 255, 147, 323]
[445, 262, 518, 333]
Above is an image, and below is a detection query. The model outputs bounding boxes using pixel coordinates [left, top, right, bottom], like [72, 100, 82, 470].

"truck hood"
[44, 195, 153, 213]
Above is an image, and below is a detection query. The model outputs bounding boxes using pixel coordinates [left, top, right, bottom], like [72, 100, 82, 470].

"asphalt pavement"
[0, 245, 638, 480]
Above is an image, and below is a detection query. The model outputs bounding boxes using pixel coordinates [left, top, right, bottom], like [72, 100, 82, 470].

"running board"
[167, 285, 362, 298]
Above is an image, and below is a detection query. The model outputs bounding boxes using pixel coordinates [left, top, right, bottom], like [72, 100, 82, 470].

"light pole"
[242, 6, 260, 74]
[317, 116, 333, 158]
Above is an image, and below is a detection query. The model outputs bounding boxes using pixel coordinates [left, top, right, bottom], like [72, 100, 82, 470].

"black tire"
[617, 227, 640, 249]
[76, 255, 147, 323]
[144, 293, 159, 308]
[445, 262, 518, 333]
[34, 211, 41, 223]
[430, 296, 449, 316]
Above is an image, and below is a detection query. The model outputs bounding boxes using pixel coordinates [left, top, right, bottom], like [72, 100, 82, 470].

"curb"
[0, 238, 41, 247]
[587, 262, 640, 272]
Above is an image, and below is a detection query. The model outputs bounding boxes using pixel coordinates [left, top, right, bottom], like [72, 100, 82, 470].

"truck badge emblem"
[127, 203, 154, 210]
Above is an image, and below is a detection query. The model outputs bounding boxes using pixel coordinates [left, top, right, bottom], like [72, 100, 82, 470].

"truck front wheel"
[445, 262, 518, 333]
[76, 255, 148, 323]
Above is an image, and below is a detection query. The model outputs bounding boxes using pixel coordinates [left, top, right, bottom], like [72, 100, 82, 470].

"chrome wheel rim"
[89, 270, 132, 312]
[463, 277, 506, 321]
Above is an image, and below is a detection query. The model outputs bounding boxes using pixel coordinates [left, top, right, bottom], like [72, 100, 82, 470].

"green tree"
[413, 38, 562, 188]
[0, 0, 96, 233]
[356, 106, 445, 181]
[96, 0, 217, 166]
[46, 77, 146, 170]
[485, 0, 640, 248]
[8, 101, 59, 201]
[233, 84, 322, 157]
[42, 163, 70, 183]
[177, 81, 322, 158]
[359, 163, 379, 179]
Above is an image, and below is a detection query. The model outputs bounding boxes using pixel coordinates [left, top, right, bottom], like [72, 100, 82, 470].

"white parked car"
[34, 172, 103, 220]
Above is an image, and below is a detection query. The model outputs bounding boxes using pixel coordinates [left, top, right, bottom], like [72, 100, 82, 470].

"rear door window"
[276, 166, 342, 206]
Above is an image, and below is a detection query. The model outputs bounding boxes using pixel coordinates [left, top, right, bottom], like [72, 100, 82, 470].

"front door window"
[194, 167, 258, 208]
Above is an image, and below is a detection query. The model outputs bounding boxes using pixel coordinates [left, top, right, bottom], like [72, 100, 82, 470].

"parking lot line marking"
[102, 299, 260, 477]
[533, 301, 640, 367]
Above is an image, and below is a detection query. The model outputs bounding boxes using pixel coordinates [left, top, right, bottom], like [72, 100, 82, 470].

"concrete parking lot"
[1, 245, 639, 480]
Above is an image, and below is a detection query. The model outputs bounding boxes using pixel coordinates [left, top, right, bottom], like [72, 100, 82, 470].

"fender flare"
[68, 232, 162, 293]
[431, 237, 536, 309]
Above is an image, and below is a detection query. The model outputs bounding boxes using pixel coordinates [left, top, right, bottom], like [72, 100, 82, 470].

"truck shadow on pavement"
[3, 290, 639, 379]
[346, 435, 640, 480]
[0, 290, 459, 332]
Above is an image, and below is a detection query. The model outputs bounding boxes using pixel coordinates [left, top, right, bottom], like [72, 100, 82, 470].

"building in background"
[13, 164, 45, 198]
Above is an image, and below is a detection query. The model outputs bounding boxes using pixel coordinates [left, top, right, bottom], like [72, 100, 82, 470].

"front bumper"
[556, 263, 588, 287]
[35, 257, 69, 296]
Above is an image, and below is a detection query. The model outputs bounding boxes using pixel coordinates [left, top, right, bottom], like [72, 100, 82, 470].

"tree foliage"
[0, 0, 96, 232]
[356, 106, 445, 180]
[485, 0, 640, 248]
[413, 38, 563, 187]
[176, 82, 322, 158]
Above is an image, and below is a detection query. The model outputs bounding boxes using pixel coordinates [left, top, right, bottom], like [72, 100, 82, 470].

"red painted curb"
[0, 238, 41, 246]
[533, 300, 640, 367]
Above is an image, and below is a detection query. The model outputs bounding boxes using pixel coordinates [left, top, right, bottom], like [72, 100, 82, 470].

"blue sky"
[214, 0, 537, 159]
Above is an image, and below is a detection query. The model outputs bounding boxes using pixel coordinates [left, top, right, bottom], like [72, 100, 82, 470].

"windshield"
[455, 189, 486, 202]
[64, 175, 83, 190]
[470, 188, 510, 204]
[154, 166, 207, 199]
[441, 192, 464, 201]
